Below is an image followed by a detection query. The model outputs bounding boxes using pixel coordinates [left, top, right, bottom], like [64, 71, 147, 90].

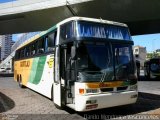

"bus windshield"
[77, 42, 134, 82]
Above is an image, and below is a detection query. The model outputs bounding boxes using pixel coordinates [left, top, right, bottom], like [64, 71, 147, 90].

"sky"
[12, 33, 23, 41]
[132, 33, 160, 52]
[0, 0, 16, 3]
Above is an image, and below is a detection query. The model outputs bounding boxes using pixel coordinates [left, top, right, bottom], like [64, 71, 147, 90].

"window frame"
[14, 28, 58, 61]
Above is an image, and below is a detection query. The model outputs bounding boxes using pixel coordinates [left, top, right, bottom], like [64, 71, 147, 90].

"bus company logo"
[20, 61, 30, 67]
[47, 58, 54, 68]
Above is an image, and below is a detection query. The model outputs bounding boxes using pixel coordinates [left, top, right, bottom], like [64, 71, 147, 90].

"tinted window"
[46, 31, 57, 52]
[150, 59, 160, 72]
[20, 49, 25, 58]
[15, 50, 20, 60]
[37, 39, 45, 54]
[77, 21, 131, 40]
[25, 46, 30, 57]
[60, 21, 75, 40]
[30, 43, 36, 55]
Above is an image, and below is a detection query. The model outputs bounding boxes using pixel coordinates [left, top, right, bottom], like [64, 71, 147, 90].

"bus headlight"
[130, 85, 137, 91]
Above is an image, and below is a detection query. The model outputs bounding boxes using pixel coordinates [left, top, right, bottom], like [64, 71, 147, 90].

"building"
[0, 34, 14, 60]
[0, 35, 2, 47]
[133, 45, 147, 68]
[0, 46, 1, 62]
[0, 32, 39, 72]
[0, 35, 4, 60]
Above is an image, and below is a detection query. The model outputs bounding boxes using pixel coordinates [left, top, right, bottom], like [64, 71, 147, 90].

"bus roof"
[16, 17, 128, 51]
[57, 17, 128, 27]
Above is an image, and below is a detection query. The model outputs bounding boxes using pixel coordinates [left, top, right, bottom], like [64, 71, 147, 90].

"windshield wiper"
[100, 52, 111, 83]
[100, 71, 107, 82]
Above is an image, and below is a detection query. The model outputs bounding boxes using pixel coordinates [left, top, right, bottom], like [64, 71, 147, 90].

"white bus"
[14, 17, 138, 111]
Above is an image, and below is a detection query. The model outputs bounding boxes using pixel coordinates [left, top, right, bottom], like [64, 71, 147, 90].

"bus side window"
[25, 46, 30, 57]
[15, 50, 20, 60]
[29, 45, 32, 56]
[38, 39, 45, 54]
[20, 48, 24, 58]
[18, 50, 21, 59]
[35, 41, 38, 54]
[60, 22, 74, 40]
[31, 43, 36, 55]
[30, 43, 36, 56]
[46, 31, 57, 52]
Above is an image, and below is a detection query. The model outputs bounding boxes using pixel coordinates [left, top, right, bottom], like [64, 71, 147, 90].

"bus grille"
[100, 88, 113, 92]
[117, 86, 128, 91]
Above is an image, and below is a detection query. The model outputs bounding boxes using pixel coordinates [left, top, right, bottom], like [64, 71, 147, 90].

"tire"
[51, 85, 53, 101]
[18, 75, 25, 88]
[54, 103, 64, 110]
[148, 71, 151, 79]
[144, 70, 147, 78]
[17, 75, 19, 82]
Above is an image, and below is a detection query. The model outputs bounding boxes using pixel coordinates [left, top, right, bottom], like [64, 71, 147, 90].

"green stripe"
[29, 56, 47, 85]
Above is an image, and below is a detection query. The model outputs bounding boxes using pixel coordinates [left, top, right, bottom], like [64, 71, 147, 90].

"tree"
[146, 53, 154, 59]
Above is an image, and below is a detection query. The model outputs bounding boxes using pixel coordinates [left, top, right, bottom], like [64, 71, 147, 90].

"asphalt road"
[0, 74, 160, 120]
[139, 70, 160, 95]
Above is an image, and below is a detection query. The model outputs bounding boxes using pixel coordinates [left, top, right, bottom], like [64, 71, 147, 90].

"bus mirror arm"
[66, 80, 74, 98]
[71, 46, 76, 60]
[67, 80, 74, 87]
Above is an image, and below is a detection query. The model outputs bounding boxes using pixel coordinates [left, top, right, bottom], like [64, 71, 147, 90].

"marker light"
[79, 89, 85, 94]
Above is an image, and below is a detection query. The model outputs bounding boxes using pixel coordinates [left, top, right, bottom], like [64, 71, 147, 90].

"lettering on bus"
[47, 58, 54, 68]
[20, 61, 30, 67]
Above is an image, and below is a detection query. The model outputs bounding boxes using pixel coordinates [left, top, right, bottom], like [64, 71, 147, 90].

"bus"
[144, 58, 160, 79]
[14, 17, 138, 111]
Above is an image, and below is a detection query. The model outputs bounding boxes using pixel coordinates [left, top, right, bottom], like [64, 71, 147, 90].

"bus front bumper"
[74, 91, 138, 111]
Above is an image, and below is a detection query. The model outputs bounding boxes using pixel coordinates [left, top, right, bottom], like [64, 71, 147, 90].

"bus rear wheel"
[18, 75, 25, 88]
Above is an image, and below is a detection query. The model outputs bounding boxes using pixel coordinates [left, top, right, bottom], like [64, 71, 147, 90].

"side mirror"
[71, 46, 76, 60]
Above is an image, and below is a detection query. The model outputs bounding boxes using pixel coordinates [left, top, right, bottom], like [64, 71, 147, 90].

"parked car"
[0, 67, 13, 77]
[0, 67, 5, 72]
[144, 58, 160, 79]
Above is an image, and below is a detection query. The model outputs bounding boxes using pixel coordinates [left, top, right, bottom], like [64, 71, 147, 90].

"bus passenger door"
[53, 46, 62, 107]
